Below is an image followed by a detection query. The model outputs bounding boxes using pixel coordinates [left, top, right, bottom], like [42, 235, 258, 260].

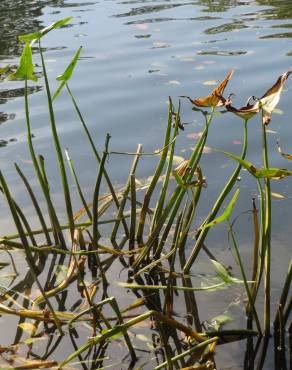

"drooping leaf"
[180, 69, 233, 107]
[199, 188, 240, 230]
[225, 95, 260, 120]
[211, 259, 243, 284]
[19, 17, 72, 42]
[6, 43, 37, 82]
[221, 150, 292, 179]
[259, 70, 292, 125]
[53, 46, 82, 101]
[173, 159, 190, 178]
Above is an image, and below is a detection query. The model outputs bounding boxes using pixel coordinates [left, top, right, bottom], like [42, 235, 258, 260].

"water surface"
[0, 0, 291, 368]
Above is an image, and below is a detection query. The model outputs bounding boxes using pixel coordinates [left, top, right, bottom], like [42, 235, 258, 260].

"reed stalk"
[184, 118, 248, 273]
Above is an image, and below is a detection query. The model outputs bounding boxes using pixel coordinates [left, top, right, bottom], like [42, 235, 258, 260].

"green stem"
[184, 118, 248, 273]
[39, 40, 74, 242]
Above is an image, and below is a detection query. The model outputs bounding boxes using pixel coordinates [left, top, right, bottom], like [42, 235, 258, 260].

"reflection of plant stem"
[228, 220, 262, 336]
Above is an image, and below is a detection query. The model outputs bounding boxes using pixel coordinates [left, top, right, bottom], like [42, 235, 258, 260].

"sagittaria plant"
[0, 17, 292, 370]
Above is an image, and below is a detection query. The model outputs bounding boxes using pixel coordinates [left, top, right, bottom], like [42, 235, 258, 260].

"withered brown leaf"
[180, 69, 234, 107]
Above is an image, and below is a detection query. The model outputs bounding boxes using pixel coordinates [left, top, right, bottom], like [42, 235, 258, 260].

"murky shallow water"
[0, 0, 291, 369]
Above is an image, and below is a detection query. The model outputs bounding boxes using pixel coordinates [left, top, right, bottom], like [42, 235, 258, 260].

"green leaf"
[19, 17, 72, 41]
[101, 328, 123, 341]
[205, 313, 233, 331]
[200, 188, 240, 230]
[0, 65, 10, 78]
[173, 172, 185, 187]
[6, 43, 38, 82]
[211, 259, 243, 284]
[52, 46, 82, 101]
[221, 150, 292, 179]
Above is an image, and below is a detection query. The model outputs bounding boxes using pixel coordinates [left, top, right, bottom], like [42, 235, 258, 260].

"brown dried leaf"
[260, 70, 292, 125]
[180, 69, 233, 107]
[225, 95, 260, 120]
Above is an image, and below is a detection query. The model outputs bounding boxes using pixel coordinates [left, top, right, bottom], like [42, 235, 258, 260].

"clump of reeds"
[0, 18, 291, 370]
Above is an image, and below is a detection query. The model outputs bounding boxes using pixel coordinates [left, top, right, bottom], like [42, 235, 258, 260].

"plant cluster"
[0, 18, 291, 370]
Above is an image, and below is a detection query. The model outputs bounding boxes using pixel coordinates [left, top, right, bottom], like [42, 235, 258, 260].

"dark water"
[0, 0, 291, 368]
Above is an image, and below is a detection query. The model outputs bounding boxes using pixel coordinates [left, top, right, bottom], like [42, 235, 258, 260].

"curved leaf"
[52, 46, 82, 101]
[221, 150, 292, 179]
[200, 188, 240, 230]
[19, 17, 72, 42]
[6, 43, 37, 82]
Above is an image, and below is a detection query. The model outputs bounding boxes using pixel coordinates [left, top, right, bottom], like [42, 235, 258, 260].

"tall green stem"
[262, 124, 271, 337]
[39, 40, 74, 242]
[184, 119, 248, 273]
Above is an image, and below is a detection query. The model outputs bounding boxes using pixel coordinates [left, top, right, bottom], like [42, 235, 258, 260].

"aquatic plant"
[0, 18, 291, 370]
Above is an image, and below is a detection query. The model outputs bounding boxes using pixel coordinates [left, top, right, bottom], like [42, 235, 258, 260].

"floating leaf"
[6, 43, 37, 82]
[53, 46, 82, 100]
[19, 17, 72, 41]
[152, 41, 170, 49]
[266, 129, 277, 134]
[203, 80, 217, 86]
[271, 192, 285, 199]
[199, 188, 240, 230]
[135, 24, 148, 30]
[204, 313, 233, 331]
[211, 260, 243, 284]
[167, 80, 180, 85]
[221, 150, 292, 179]
[180, 69, 233, 107]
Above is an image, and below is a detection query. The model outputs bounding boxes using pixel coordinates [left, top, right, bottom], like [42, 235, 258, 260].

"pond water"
[0, 0, 291, 369]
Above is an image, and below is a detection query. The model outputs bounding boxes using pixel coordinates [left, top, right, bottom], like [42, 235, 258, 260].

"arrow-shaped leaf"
[6, 43, 37, 82]
[52, 46, 82, 101]
[199, 188, 240, 230]
[221, 150, 292, 179]
[19, 17, 72, 42]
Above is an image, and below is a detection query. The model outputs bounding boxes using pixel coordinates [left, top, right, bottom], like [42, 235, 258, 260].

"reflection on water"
[0, 0, 67, 60]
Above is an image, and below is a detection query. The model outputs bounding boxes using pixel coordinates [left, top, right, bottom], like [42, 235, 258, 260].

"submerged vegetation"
[0, 18, 291, 370]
